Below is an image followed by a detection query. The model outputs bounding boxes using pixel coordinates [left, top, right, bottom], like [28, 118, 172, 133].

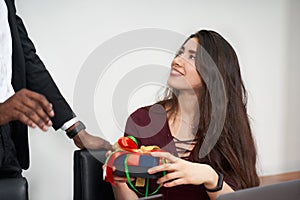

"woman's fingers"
[103, 164, 135, 183]
[149, 152, 195, 187]
[150, 151, 179, 163]
[105, 150, 112, 157]
[102, 164, 115, 170]
[148, 163, 173, 174]
[156, 171, 182, 184]
[163, 178, 184, 187]
[114, 176, 135, 183]
[148, 152, 180, 174]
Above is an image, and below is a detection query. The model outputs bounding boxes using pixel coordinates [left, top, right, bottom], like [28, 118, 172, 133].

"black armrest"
[0, 177, 28, 200]
[73, 149, 115, 200]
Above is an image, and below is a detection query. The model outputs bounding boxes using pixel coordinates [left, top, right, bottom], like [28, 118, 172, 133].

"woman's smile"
[170, 68, 184, 77]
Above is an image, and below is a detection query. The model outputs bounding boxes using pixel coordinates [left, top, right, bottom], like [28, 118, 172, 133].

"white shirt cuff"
[60, 117, 79, 131]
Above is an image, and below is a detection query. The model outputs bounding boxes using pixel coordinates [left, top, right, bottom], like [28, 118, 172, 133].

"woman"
[111, 30, 259, 200]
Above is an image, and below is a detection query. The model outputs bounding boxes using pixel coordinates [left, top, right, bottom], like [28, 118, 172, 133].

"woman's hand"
[103, 151, 138, 200]
[103, 150, 135, 184]
[103, 165, 135, 183]
[148, 151, 218, 188]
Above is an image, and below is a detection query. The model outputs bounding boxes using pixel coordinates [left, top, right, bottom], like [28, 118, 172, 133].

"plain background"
[13, 0, 300, 199]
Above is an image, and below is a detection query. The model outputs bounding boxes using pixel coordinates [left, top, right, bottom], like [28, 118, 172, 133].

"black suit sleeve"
[14, 13, 75, 130]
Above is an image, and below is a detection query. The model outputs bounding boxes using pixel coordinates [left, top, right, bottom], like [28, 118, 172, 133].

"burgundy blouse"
[124, 104, 237, 200]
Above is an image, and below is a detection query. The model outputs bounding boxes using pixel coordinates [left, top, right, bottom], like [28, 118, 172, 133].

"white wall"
[283, 0, 300, 173]
[14, 0, 300, 199]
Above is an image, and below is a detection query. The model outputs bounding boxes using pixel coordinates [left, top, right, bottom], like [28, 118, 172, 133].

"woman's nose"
[173, 55, 184, 68]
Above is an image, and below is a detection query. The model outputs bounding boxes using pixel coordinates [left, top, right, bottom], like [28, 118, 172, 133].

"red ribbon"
[117, 136, 138, 150]
[105, 150, 128, 186]
[105, 136, 164, 186]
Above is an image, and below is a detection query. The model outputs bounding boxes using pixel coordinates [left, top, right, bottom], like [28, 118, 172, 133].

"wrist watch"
[66, 121, 86, 139]
[205, 170, 224, 192]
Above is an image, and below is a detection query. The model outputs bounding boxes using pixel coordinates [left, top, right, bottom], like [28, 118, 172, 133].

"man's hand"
[0, 88, 54, 131]
[73, 129, 112, 150]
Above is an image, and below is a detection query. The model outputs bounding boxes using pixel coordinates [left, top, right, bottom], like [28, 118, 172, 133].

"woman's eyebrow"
[180, 46, 196, 54]
[188, 50, 197, 54]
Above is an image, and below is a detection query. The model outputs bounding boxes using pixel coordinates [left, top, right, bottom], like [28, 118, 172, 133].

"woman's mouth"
[170, 69, 184, 77]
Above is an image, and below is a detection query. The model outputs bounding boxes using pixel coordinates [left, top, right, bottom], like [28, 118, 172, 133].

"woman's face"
[167, 37, 203, 91]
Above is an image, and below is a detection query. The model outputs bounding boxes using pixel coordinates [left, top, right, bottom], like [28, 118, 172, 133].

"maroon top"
[124, 104, 237, 200]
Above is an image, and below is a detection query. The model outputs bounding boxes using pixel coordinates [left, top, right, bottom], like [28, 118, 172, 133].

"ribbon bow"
[117, 135, 161, 153]
[104, 136, 165, 197]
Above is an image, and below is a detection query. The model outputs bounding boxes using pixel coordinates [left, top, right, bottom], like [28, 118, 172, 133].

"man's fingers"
[1, 89, 54, 131]
[14, 110, 36, 128]
[24, 89, 54, 117]
[22, 96, 53, 126]
[14, 101, 49, 131]
[12, 89, 54, 131]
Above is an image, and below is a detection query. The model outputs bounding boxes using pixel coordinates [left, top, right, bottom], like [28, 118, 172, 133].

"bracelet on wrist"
[205, 170, 224, 192]
[66, 121, 85, 139]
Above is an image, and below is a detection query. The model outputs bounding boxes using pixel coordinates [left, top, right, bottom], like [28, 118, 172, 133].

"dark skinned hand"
[0, 88, 54, 131]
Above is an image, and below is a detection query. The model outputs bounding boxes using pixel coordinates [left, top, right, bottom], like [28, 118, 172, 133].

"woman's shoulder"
[130, 103, 166, 118]
[126, 103, 168, 129]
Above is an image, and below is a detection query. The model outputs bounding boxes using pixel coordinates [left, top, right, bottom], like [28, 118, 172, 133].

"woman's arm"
[112, 182, 139, 200]
[201, 165, 234, 200]
[148, 151, 235, 200]
[206, 182, 234, 200]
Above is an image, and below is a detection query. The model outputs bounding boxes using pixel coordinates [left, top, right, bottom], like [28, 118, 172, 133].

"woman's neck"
[167, 91, 200, 153]
[177, 91, 200, 122]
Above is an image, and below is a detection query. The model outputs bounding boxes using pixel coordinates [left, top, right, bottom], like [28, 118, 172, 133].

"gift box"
[104, 136, 166, 197]
[111, 152, 165, 179]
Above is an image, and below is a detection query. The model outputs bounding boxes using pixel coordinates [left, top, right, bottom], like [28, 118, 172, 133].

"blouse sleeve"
[123, 108, 144, 145]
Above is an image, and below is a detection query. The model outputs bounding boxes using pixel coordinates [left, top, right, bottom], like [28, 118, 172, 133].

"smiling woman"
[109, 30, 259, 200]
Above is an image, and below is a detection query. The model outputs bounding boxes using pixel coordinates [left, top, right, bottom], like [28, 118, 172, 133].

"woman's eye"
[190, 55, 196, 60]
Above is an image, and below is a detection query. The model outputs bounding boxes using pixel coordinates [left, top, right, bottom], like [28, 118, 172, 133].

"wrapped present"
[112, 152, 165, 178]
[104, 136, 166, 197]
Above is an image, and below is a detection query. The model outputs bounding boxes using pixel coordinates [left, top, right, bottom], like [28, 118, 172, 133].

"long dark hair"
[158, 30, 259, 189]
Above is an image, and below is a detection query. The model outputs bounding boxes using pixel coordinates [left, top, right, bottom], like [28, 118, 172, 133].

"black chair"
[0, 177, 28, 200]
[73, 149, 115, 200]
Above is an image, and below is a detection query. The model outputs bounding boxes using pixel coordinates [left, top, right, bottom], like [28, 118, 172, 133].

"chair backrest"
[0, 177, 28, 200]
[73, 149, 115, 200]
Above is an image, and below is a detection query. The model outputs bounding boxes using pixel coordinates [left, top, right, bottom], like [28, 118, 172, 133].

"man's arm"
[14, 13, 75, 130]
[11, 10, 111, 149]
